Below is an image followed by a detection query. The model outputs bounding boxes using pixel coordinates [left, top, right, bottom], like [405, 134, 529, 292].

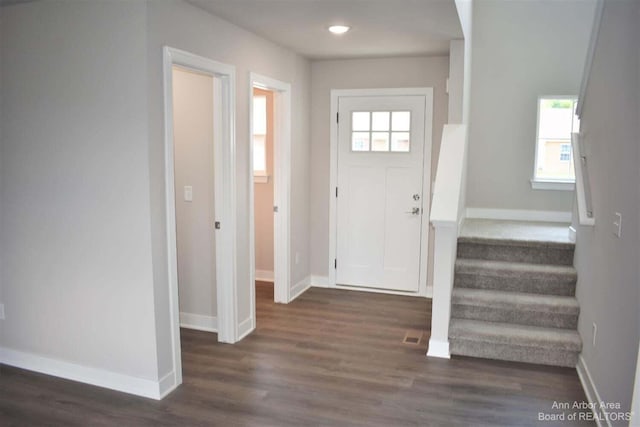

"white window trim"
[531, 95, 578, 191]
[530, 179, 575, 191]
[253, 173, 269, 184]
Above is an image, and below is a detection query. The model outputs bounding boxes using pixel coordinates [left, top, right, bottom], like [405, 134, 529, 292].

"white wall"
[573, 0, 639, 415]
[466, 0, 596, 212]
[254, 89, 275, 276]
[309, 56, 449, 281]
[172, 67, 217, 320]
[145, 0, 311, 376]
[0, 0, 160, 383]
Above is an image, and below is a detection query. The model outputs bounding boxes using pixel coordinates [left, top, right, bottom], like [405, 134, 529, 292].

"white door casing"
[163, 46, 237, 393]
[248, 73, 292, 336]
[334, 90, 432, 294]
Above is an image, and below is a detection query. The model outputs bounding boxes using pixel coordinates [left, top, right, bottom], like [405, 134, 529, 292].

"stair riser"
[451, 304, 578, 329]
[450, 339, 579, 368]
[454, 273, 576, 296]
[457, 242, 574, 265]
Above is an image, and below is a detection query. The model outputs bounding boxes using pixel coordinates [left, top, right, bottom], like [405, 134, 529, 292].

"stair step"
[451, 288, 579, 329]
[457, 237, 574, 266]
[455, 259, 577, 296]
[449, 319, 582, 368]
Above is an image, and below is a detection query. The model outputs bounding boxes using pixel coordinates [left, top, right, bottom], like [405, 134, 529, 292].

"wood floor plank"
[0, 284, 593, 426]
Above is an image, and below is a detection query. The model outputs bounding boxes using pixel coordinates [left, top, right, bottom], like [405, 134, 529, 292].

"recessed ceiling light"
[328, 25, 351, 35]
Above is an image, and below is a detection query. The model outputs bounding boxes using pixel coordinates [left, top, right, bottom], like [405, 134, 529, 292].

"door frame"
[162, 47, 238, 387]
[248, 73, 292, 327]
[328, 88, 433, 297]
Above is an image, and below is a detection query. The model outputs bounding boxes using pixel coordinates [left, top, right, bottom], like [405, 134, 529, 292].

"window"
[559, 144, 571, 162]
[253, 95, 267, 180]
[351, 111, 411, 153]
[533, 97, 579, 189]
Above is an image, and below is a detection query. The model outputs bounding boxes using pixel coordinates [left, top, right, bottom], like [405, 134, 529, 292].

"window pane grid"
[351, 110, 411, 152]
[534, 97, 577, 182]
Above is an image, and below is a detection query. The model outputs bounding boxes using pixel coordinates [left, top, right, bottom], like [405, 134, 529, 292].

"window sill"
[530, 179, 575, 191]
[254, 174, 270, 184]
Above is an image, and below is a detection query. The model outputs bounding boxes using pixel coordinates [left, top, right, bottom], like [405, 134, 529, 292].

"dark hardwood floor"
[1, 282, 592, 426]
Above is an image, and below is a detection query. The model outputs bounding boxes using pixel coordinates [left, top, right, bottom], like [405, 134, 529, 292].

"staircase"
[448, 219, 582, 367]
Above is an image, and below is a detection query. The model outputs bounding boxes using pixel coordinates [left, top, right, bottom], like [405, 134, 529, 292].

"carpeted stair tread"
[451, 288, 579, 328]
[459, 219, 573, 244]
[455, 259, 577, 296]
[452, 288, 579, 314]
[455, 258, 576, 279]
[449, 319, 582, 351]
[457, 237, 575, 265]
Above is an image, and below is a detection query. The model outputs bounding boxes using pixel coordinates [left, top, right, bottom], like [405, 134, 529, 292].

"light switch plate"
[184, 186, 193, 202]
[614, 212, 622, 238]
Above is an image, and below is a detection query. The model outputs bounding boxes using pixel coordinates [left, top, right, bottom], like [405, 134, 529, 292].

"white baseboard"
[426, 339, 450, 359]
[290, 276, 311, 302]
[237, 317, 254, 341]
[179, 312, 217, 333]
[0, 346, 171, 400]
[577, 355, 611, 427]
[255, 269, 274, 282]
[466, 207, 572, 223]
[311, 275, 429, 298]
[158, 371, 178, 399]
[310, 275, 329, 288]
[569, 226, 577, 243]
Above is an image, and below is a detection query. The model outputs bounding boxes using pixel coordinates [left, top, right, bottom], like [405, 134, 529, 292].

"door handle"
[405, 207, 421, 215]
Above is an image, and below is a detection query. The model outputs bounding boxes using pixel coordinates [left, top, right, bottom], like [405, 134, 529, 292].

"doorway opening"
[248, 73, 292, 334]
[328, 88, 434, 297]
[252, 87, 276, 314]
[172, 66, 218, 335]
[163, 47, 237, 390]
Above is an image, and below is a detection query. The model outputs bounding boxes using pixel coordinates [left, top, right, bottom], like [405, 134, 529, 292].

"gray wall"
[172, 67, 217, 319]
[309, 56, 449, 281]
[466, 0, 596, 212]
[145, 0, 312, 376]
[0, 3, 5, 338]
[0, 1, 160, 380]
[573, 0, 640, 415]
[0, 0, 311, 388]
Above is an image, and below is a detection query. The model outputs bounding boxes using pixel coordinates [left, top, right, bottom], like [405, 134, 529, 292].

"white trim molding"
[163, 46, 238, 393]
[0, 346, 176, 400]
[310, 275, 330, 288]
[335, 284, 428, 298]
[248, 72, 292, 335]
[237, 317, 254, 341]
[530, 179, 575, 191]
[426, 339, 450, 359]
[577, 356, 612, 427]
[255, 269, 274, 282]
[576, 0, 605, 118]
[466, 208, 572, 223]
[290, 276, 311, 302]
[631, 343, 640, 427]
[179, 313, 218, 333]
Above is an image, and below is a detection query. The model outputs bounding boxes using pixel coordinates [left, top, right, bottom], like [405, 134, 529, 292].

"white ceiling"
[186, 0, 463, 60]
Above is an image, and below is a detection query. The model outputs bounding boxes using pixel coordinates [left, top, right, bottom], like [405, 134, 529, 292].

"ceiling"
[187, 0, 463, 60]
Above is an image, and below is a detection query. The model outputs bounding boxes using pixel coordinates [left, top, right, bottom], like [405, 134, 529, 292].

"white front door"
[336, 94, 428, 292]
